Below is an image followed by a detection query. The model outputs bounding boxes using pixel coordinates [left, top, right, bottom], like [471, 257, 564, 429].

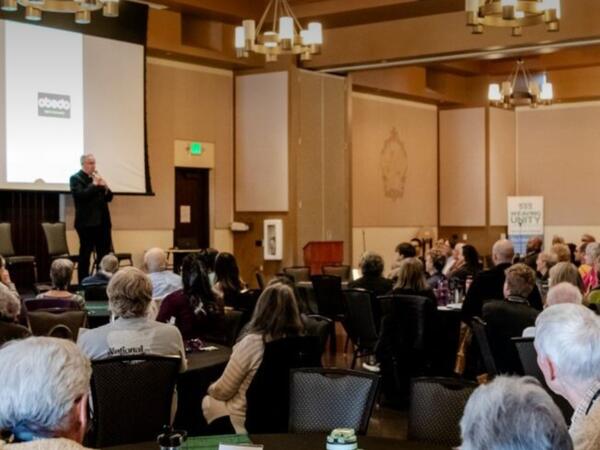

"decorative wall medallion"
[380, 127, 408, 201]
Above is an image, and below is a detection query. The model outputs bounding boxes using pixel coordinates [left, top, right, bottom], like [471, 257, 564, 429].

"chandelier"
[488, 59, 554, 108]
[466, 0, 560, 36]
[234, 0, 323, 62]
[0, 0, 119, 24]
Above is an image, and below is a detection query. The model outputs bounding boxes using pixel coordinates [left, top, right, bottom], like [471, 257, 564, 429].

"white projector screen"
[0, 20, 146, 193]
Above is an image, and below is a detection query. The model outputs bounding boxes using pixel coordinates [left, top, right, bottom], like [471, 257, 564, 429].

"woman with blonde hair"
[549, 262, 584, 293]
[202, 281, 304, 434]
[390, 257, 437, 304]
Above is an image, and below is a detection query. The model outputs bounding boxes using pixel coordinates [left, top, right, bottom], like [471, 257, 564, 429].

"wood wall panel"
[489, 108, 516, 226]
[439, 108, 486, 226]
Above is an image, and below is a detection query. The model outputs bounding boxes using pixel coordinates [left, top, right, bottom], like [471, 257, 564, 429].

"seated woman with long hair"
[213, 252, 247, 308]
[156, 254, 223, 340]
[389, 257, 437, 304]
[202, 282, 304, 434]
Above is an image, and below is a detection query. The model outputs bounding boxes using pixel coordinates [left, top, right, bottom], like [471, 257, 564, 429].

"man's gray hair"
[0, 283, 20, 320]
[492, 239, 515, 264]
[535, 304, 600, 382]
[80, 153, 94, 165]
[144, 247, 167, 273]
[546, 282, 582, 307]
[461, 376, 572, 450]
[100, 254, 119, 274]
[50, 258, 74, 290]
[359, 251, 385, 277]
[0, 337, 91, 440]
[107, 266, 152, 318]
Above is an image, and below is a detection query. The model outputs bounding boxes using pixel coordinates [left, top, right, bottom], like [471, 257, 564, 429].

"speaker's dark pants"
[76, 225, 111, 282]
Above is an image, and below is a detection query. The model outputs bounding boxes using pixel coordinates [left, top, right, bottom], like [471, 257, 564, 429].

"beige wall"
[439, 108, 486, 226]
[352, 93, 438, 228]
[489, 108, 516, 226]
[64, 58, 234, 264]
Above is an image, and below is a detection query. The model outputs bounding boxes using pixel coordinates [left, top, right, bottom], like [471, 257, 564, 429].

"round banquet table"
[174, 344, 232, 435]
[103, 433, 452, 450]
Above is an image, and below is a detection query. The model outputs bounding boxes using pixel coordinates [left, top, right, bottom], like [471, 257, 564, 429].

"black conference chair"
[512, 337, 574, 423]
[41, 222, 78, 263]
[342, 288, 379, 369]
[288, 368, 380, 435]
[0, 222, 38, 284]
[322, 264, 352, 282]
[84, 284, 108, 301]
[311, 275, 345, 353]
[283, 266, 311, 283]
[88, 355, 181, 448]
[472, 316, 498, 378]
[255, 271, 266, 290]
[304, 314, 334, 355]
[27, 309, 88, 341]
[408, 377, 477, 446]
[245, 336, 322, 434]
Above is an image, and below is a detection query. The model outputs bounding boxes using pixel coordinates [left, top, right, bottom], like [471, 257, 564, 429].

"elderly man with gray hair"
[0, 337, 92, 449]
[0, 284, 30, 346]
[461, 375, 573, 450]
[144, 247, 182, 299]
[77, 267, 186, 372]
[80, 253, 119, 288]
[535, 304, 600, 450]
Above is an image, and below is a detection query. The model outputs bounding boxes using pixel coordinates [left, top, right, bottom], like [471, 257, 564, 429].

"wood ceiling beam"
[149, 0, 268, 23]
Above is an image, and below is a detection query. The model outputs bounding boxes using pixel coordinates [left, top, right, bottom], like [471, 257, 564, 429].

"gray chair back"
[289, 368, 380, 435]
[408, 377, 477, 446]
[41, 222, 70, 257]
[472, 316, 498, 377]
[283, 266, 311, 283]
[322, 265, 351, 281]
[27, 310, 88, 341]
[0, 223, 15, 257]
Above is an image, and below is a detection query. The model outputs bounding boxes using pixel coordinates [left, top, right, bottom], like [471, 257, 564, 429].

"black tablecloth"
[174, 345, 232, 434]
[103, 433, 452, 450]
[432, 308, 462, 376]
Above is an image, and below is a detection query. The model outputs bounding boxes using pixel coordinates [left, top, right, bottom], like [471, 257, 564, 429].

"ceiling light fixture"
[1, 0, 119, 24]
[466, 0, 560, 36]
[488, 59, 554, 108]
[234, 0, 323, 62]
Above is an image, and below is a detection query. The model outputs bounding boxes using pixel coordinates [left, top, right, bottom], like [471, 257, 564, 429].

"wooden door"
[174, 168, 209, 249]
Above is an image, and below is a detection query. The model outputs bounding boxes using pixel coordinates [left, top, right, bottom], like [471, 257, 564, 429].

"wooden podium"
[303, 241, 344, 275]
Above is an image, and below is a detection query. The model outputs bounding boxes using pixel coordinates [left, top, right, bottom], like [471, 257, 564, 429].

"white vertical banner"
[507, 196, 544, 254]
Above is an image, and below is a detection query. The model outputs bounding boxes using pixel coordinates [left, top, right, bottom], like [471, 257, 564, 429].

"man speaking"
[70, 154, 113, 282]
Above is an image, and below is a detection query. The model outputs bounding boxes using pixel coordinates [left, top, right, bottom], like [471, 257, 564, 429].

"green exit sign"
[190, 142, 203, 155]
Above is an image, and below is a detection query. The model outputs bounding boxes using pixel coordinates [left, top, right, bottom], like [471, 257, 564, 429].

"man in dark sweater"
[482, 263, 540, 374]
[462, 239, 542, 325]
[349, 251, 393, 297]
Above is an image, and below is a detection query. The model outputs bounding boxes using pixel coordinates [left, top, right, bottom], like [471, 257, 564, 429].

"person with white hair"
[535, 304, 600, 450]
[77, 267, 186, 372]
[462, 239, 543, 325]
[34, 259, 84, 308]
[0, 284, 30, 346]
[80, 253, 119, 287]
[460, 375, 573, 450]
[0, 337, 92, 449]
[144, 247, 182, 299]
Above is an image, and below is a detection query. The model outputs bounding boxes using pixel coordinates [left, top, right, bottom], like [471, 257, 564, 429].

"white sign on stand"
[507, 196, 544, 255]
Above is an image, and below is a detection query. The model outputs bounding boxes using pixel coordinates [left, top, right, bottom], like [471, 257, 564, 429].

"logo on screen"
[38, 93, 71, 118]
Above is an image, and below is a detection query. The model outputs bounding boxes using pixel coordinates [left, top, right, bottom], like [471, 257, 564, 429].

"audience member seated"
[535, 304, 600, 450]
[425, 246, 447, 290]
[549, 262, 584, 293]
[80, 254, 119, 287]
[199, 248, 219, 286]
[0, 286, 30, 346]
[442, 241, 464, 276]
[348, 251, 393, 297]
[0, 337, 92, 449]
[156, 254, 223, 340]
[482, 263, 540, 374]
[522, 236, 543, 270]
[389, 257, 437, 304]
[77, 267, 186, 372]
[522, 282, 582, 337]
[202, 282, 304, 434]
[213, 252, 247, 308]
[34, 259, 84, 309]
[578, 242, 591, 277]
[144, 247, 182, 300]
[552, 243, 572, 263]
[460, 376, 573, 450]
[582, 242, 600, 293]
[462, 240, 542, 325]
[448, 244, 481, 290]
[388, 242, 417, 281]
[0, 255, 18, 294]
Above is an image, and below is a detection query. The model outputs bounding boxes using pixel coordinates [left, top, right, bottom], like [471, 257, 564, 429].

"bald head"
[144, 247, 167, 273]
[546, 282, 583, 307]
[492, 239, 515, 264]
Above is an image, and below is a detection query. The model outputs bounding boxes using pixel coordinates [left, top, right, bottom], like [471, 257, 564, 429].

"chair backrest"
[304, 314, 333, 355]
[472, 316, 498, 377]
[512, 337, 574, 423]
[0, 222, 15, 257]
[89, 355, 181, 448]
[343, 289, 378, 347]
[310, 275, 344, 318]
[322, 265, 351, 282]
[223, 309, 244, 346]
[255, 271, 266, 290]
[41, 222, 70, 257]
[84, 285, 109, 301]
[283, 266, 311, 283]
[27, 310, 88, 340]
[289, 368, 380, 435]
[245, 335, 322, 434]
[24, 298, 82, 312]
[47, 324, 74, 340]
[408, 377, 477, 446]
